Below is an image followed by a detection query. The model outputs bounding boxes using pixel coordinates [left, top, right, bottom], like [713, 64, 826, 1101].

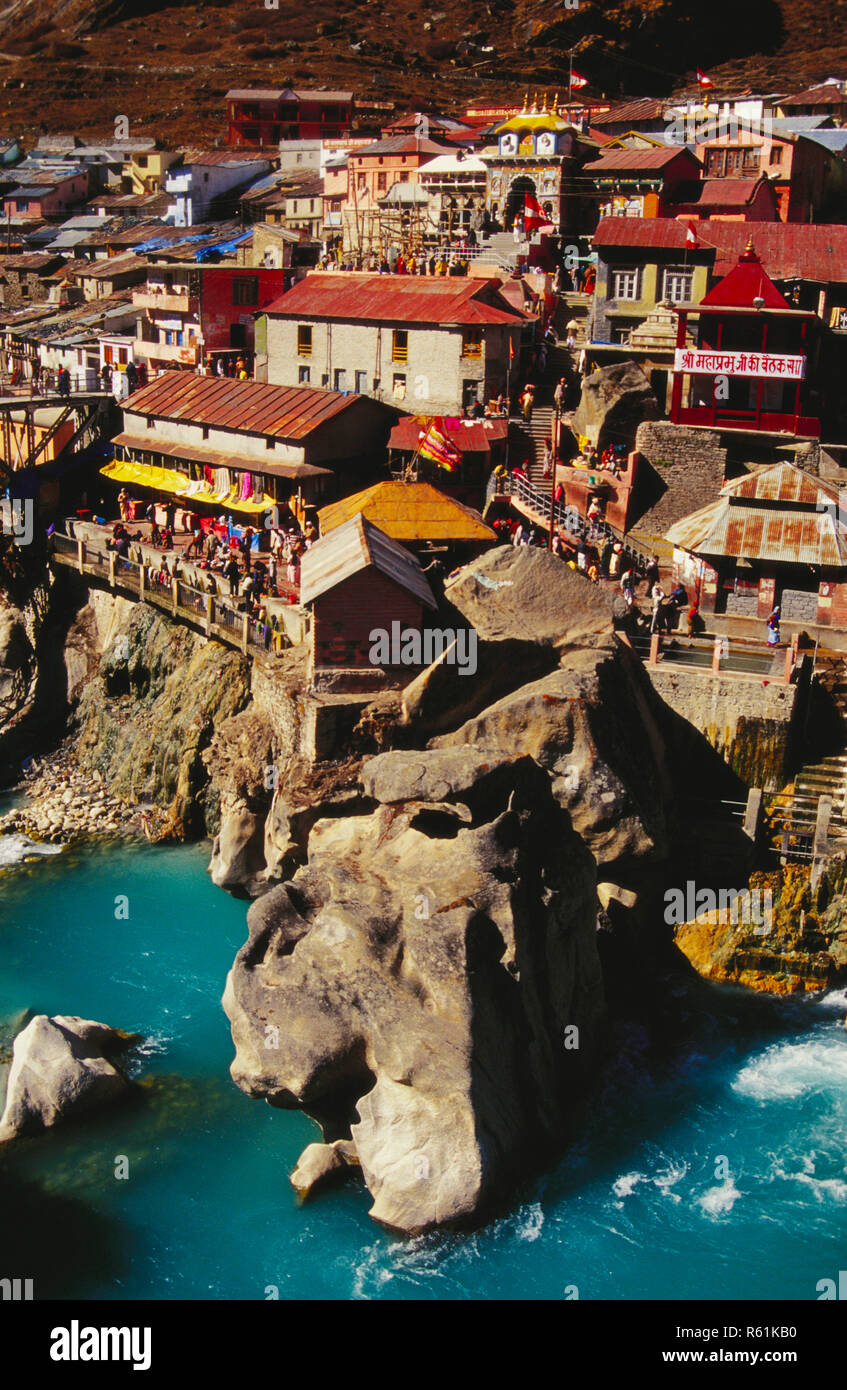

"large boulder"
[432, 648, 672, 873]
[571, 361, 660, 452]
[0, 1015, 139, 1142]
[443, 544, 614, 652]
[223, 752, 604, 1234]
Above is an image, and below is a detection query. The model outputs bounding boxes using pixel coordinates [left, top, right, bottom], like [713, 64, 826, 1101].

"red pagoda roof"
[698, 239, 793, 311]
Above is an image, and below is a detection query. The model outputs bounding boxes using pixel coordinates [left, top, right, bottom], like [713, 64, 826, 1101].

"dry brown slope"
[0, 0, 837, 146]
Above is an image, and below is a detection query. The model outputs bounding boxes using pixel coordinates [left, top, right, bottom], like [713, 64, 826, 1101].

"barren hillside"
[0, 0, 839, 146]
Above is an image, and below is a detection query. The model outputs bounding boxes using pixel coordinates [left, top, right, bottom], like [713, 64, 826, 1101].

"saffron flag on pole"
[696, 68, 714, 88]
[418, 418, 461, 472]
[569, 70, 588, 89]
[509, 335, 515, 363]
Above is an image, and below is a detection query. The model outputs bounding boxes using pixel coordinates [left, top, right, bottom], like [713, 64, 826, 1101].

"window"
[310, 199, 315, 213]
[296, 153, 303, 163]
[202, 426, 210, 440]
[137, 155, 147, 167]
[358, 173, 366, 189]
[104, 345, 114, 363]
[297, 324, 312, 356]
[663, 267, 694, 304]
[392, 329, 408, 362]
[334, 368, 347, 391]
[355, 370, 367, 393]
[377, 172, 387, 191]
[399, 171, 410, 182]
[393, 373, 406, 398]
[461, 328, 483, 357]
[119, 348, 128, 365]
[770, 145, 782, 165]
[265, 437, 275, 449]
[299, 365, 310, 384]
[146, 416, 155, 429]
[611, 268, 642, 301]
[233, 276, 259, 306]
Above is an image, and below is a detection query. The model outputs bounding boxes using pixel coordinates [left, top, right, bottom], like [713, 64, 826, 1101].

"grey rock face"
[224, 752, 605, 1233]
[571, 360, 660, 452]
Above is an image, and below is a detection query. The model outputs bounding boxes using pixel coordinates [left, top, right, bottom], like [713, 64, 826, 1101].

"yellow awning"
[100, 459, 275, 514]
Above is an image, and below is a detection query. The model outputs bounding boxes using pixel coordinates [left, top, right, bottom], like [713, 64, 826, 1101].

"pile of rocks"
[0, 749, 164, 845]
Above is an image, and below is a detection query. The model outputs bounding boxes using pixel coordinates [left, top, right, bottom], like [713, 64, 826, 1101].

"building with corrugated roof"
[225, 89, 353, 147]
[301, 512, 437, 689]
[108, 371, 397, 525]
[583, 145, 703, 220]
[318, 478, 495, 567]
[665, 461, 847, 629]
[262, 272, 528, 415]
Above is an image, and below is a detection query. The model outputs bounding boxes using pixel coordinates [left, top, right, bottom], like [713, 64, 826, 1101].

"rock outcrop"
[571, 361, 660, 452]
[223, 546, 686, 1232]
[224, 750, 604, 1233]
[0, 1014, 139, 1141]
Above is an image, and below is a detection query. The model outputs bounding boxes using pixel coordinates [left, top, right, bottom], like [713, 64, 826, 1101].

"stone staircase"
[794, 754, 847, 820]
[511, 404, 556, 490]
[556, 291, 591, 344]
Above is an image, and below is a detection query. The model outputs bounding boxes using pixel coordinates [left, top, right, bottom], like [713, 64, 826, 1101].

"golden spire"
[523, 91, 529, 112]
[531, 91, 538, 113]
[552, 91, 559, 113]
[745, 235, 755, 255]
[541, 91, 548, 112]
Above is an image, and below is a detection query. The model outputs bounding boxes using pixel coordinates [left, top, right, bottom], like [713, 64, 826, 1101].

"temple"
[668, 239, 821, 438]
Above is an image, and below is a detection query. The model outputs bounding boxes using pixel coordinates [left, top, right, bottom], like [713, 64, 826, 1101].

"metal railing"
[50, 530, 287, 659]
[493, 472, 657, 568]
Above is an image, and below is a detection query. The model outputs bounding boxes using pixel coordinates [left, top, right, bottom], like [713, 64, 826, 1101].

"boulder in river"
[0, 1014, 140, 1142]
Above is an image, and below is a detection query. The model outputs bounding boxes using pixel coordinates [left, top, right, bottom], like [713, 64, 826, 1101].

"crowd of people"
[102, 497, 323, 654]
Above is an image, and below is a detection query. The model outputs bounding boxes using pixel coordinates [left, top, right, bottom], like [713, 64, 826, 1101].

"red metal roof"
[388, 416, 508, 453]
[670, 177, 769, 208]
[264, 273, 527, 325]
[700, 244, 792, 309]
[592, 98, 667, 126]
[781, 83, 847, 107]
[584, 147, 692, 172]
[592, 217, 847, 282]
[123, 371, 376, 440]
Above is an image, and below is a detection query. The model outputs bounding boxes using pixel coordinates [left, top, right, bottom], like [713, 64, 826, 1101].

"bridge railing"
[50, 530, 283, 658]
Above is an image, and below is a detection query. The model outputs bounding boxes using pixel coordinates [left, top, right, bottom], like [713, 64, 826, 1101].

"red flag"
[509, 336, 515, 363]
[523, 191, 553, 234]
[696, 68, 714, 88]
[686, 220, 698, 246]
[570, 70, 588, 89]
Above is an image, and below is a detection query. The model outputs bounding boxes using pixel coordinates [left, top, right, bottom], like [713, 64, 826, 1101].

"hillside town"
[5, 75, 847, 693]
[6, 42, 847, 1325]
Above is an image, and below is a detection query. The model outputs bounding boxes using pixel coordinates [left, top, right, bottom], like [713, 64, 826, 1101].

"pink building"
[4, 171, 89, 220]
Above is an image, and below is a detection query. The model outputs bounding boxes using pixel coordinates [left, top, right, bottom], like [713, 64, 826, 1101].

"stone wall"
[647, 665, 799, 791]
[629, 421, 730, 539]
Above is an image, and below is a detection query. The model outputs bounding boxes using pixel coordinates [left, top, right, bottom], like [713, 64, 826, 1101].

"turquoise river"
[1, 837, 846, 1301]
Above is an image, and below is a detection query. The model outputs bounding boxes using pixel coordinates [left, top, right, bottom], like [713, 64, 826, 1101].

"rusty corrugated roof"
[585, 147, 693, 172]
[111, 431, 331, 480]
[721, 462, 839, 506]
[318, 479, 495, 542]
[666, 487, 847, 567]
[123, 371, 371, 441]
[593, 98, 668, 126]
[591, 217, 847, 283]
[264, 273, 527, 326]
[300, 513, 436, 608]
